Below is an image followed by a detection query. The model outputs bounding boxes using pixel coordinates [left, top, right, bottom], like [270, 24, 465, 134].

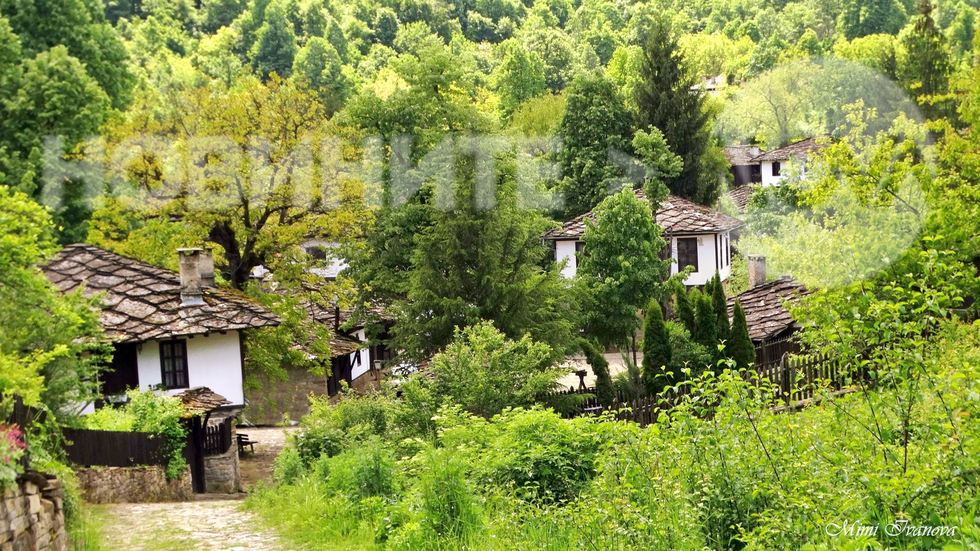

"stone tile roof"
[728, 185, 758, 214]
[43, 244, 282, 343]
[174, 387, 231, 416]
[298, 299, 365, 357]
[728, 276, 810, 342]
[544, 188, 744, 240]
[723, 145, 760, 166]
[753, 137, 824, 163]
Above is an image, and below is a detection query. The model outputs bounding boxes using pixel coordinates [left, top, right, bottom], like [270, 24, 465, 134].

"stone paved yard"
[88, 427, 300, 550]
[96, 498, 284, 551]
[238, 426, 300, 491]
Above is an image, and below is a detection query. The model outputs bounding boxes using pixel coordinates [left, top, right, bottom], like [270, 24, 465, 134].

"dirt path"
[95, 498, 284, 551]
[238, 426, 299, 490]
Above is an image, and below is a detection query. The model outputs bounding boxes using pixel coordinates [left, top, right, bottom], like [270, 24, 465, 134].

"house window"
[305, 246, 327, 260]
[677, 238, 699, 272]
[574, 241, 586, 265]
[160, 340, 189, 389]
[772, 161, 781, 176]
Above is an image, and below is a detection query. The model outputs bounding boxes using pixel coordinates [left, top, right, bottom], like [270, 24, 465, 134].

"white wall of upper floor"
[135, 331, 245, 406]
[668, 232, 731, 286]
[760, 160, 805, 186]
[554, 230, 732, 286]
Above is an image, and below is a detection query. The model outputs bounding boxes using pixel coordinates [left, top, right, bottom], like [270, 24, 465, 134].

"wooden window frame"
[159, 339, 189, 390]
[676, 237, 699, 273]
[772, 161, 781, 176]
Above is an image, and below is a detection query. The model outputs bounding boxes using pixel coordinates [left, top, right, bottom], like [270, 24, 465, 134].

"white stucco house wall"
[44, 245, 282, 409]
[753, 137, 823, 187]
[545, 189, 743, 286]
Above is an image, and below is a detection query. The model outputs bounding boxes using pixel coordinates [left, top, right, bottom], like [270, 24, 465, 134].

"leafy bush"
[429, 321, 567, 418]
[313, 438, 398, 500]
[273, 445, 305, 486]
[439, 406, 601, 503]
[83, 389, 187, 480]
[0, 423, 27, 489]
[416, 447, 480, 541]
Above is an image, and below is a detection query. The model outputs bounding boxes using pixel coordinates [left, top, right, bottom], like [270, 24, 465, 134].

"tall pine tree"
[634, 15, 718, 205]
[902, 0, 953, 120]
[728, 300, 755, 370]
[641, 298, 672, 395]
[674, 281, 696, 336]
[579, 338, 615, 407]
[710, 272, 730, 347]
[694, 292, 719, 366]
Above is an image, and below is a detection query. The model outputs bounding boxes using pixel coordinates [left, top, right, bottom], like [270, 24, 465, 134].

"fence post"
[781, 354, 791, 404]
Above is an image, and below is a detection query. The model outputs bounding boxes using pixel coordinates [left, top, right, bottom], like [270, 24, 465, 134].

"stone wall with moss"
[75, 466, 191, 504]
[0, 476, 67, 551]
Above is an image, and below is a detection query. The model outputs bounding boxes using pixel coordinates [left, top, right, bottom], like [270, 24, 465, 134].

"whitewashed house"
[43, 245, 281, 408]
[544, 189, 743, 286]
[301, 239, 349, 279]
[754, 137, 823, 186]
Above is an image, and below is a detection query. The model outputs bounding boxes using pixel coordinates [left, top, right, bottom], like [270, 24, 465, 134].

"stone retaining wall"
[203, 422, 241, 494]
[75, 466, 192, 504]
[0, 476, 67, 551]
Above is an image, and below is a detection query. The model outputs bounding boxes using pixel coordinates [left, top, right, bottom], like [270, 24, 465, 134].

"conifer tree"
[674, 281, 696, 336]
[694, 292, 719, 365]
[641, 298, 672, 395]
[728, 300, 755, 371]
[634, 15, 717, 204]
[579, 338, 615, 408]
[710, 272, 730, 347]
[902, 0, 953, 119]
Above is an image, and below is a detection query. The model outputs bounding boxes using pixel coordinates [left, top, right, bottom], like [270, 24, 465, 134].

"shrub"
[294, 424, 345, 467]
[429, 321, 566, 418]
[314, 437, 398, 500]
[0, 424, 26, 489]
[417, 447, 481, 540]
[440, 407, 601, 503]
[83, 390, 187, 479]
[273, 444, 305, 486]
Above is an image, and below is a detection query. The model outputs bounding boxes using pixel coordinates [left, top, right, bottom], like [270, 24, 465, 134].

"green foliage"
[674, 280, 696, 335]
[491, 40, 546, 116]
[0, 186, 107, 416]
[314, 437, 398, 500]
[838, 0, 908, 39]
[554, 73, 634, 218]
[415, 447, 480, 540]
[578, 338, 614, 408]
[249, 1, 297, 78]
[728, 300, 755, 369]
[84, 389, 188, 480]
[292, 36, 349, 114]
[579, 186, 672, 351]
[634, 15, 719, 204]
[693, 291, 719, 363]
[641, 299, 672, 394]
[709, 272, 730, 345]
[390, 152, 574, 364]
[902, 0, 954, 119]
[438, 406, 601, 503]
[428, 322, 565, 418]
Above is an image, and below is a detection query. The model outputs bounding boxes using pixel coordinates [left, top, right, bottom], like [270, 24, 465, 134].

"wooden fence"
[203, 417, 233, 456]
[556, 352, 862, 427]
[61, 428, 166, 467]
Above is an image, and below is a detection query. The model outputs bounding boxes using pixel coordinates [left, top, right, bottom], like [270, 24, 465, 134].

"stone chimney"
[748, 255, 766, 289]
[178, 248, 206, 306]
[199, 249, 215, 289]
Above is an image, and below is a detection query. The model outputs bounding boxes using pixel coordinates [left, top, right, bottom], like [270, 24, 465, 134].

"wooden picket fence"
[203, 417, 233, 456]
[554, 353, 863, 428]
[61, 428, 167, 467]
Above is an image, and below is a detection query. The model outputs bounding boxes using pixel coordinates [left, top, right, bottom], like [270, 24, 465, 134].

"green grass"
[67, 505, 108, 551]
